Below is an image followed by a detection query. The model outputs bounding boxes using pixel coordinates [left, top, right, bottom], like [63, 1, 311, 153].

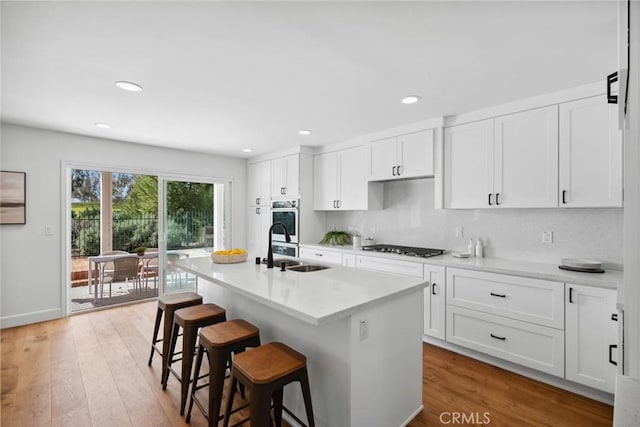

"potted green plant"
[135, 246, 147, 256]
[319, 228, 352, 246]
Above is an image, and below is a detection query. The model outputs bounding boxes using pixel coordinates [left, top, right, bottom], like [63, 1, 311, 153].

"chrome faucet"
[267, 221, 291, 268]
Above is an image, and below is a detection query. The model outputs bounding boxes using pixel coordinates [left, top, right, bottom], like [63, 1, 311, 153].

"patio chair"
[101, 255, 141, 303]
[141, 248, 159, 291]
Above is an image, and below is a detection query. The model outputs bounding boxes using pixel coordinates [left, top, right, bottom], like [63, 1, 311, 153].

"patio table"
[87, 252, 158, 304]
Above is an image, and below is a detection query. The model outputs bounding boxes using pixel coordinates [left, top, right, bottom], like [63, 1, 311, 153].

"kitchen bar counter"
[299, 243, 622, 290]
[175, 255, 426, 427]
[176, 256, 427, 325]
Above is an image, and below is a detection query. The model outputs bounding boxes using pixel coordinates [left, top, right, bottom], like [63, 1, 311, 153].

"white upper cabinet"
[271, 154, 299, 197]
[494, 105, 559, 208]
[369, 129, 434, 181]
[444, 119, 494, 209]
[247, 160, 271, 207]
[445, 106, 559, 208]
[314, 146, 380, 210]
[559, 96, 623, 207]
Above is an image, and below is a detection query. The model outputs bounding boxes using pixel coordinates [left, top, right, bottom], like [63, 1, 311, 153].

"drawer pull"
[490, 292, 506, 298]
[490, 333, 506, 341]
[488, 193, 493, 206]
[612, 313, 618, 322]
[569, 287, 574, 303]
[315, 253, 324, 257]
[609, 344, 618, 366]
[432, 283, 438, 295]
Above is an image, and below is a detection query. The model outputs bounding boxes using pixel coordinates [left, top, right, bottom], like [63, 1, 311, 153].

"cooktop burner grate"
[361, 244, 445, 258]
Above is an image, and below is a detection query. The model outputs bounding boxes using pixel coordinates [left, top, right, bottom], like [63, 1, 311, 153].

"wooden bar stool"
[148, 292, 203, 381]
[163, 303, 227, 415]
[223, 342, 315, 427]
[186, 319, 261, 426]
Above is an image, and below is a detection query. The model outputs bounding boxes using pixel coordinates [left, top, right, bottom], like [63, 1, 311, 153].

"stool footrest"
[283, 405, 309, 427]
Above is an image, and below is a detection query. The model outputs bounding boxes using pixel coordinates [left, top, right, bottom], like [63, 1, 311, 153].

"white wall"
[0, 123, 247, 328]
[326, 179, 623, 267]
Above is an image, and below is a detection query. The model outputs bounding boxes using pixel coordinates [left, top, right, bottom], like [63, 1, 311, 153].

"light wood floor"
[1, 300, 613, 426]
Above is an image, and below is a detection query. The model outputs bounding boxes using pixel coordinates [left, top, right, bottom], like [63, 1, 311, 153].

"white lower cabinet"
[447, 306, 565, 376]
[424, 264, 446, 340]
[298, 247, 343, 265]
[355, 255, 424, 278]
[445, 268, 565, 377]
[342, 253, 356, 268]
[565, 284, 618, 393]
[446, 268, 564, 329]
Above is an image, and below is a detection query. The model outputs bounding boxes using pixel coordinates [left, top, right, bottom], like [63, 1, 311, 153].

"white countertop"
[300, 243, 622, 290]
[176, 256, 427, 326]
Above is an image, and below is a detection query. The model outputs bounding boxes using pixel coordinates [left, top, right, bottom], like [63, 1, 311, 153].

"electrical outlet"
[542, 231, 553, 244]
[370, 225, 377, 234]
[359, 319, 369, 341]
[455, 226, 464, 238]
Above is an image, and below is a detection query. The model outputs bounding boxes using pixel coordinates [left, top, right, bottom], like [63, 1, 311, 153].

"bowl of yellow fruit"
[211, 248, 248, 264]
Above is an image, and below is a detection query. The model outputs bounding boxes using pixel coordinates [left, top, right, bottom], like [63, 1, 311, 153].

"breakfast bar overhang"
[176, 256, 427, 427]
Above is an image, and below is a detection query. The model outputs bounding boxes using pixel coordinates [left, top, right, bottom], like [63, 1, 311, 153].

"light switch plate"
[45, 225, 54, 236]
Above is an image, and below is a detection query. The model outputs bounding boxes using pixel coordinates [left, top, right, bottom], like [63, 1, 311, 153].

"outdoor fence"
[71, 211, 214, 257]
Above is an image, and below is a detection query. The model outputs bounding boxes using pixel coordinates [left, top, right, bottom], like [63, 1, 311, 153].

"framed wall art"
[0, 171, 26, 225]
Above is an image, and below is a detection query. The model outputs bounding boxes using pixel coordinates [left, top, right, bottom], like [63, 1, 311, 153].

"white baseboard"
[0, 308, 62, 329]
[401, 405, 424, 426]
[423, 335, 614, 405]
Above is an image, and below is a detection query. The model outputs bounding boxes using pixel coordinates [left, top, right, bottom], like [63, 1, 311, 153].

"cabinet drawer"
[447, 306, 564, 377]
[299, 247, 343, 265]
[446, 268, 564, 329]
[356, 255, 424, 278]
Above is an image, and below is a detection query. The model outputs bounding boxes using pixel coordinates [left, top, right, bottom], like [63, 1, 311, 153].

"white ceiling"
[1, 1, 617, 158]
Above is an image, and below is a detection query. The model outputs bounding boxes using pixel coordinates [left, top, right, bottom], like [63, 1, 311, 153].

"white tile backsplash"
[326, 179, 623, 268]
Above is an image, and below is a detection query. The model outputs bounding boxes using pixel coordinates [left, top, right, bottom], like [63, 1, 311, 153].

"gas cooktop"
[361, 244, 445, 258]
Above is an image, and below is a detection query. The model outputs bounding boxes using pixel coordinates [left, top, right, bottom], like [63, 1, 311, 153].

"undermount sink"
[286, 264, 330, 272]
[263, 258, 301, 267]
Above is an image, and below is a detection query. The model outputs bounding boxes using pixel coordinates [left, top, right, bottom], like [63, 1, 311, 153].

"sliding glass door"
[158, 177, 228, 294]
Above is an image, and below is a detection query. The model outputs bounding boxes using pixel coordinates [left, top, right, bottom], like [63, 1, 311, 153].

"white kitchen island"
[175, 255, 427, 427]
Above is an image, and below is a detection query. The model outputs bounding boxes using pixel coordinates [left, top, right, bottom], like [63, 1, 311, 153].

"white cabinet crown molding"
[445, 81, 604, 128]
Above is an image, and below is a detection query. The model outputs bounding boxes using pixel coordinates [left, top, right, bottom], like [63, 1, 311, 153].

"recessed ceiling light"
[401, 95, 421, 104]
[243, 148, 253, 153]
[94, 122, 112, 129]
[115, 81, 143, 92]
[298, 129, 312, 135]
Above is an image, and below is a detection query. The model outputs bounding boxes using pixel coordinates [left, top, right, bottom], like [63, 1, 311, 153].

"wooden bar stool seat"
[186, 319, 261, 426]
[148, 292, 202, 380]
[163, 303, 227, 415]
[223, 342, 315, 427]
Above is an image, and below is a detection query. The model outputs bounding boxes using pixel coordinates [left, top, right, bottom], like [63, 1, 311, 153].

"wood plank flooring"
[1, 300, 613, 426]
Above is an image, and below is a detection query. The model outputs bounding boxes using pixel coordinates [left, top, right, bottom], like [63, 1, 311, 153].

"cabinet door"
[444, 120, 494, 208]
[271, 154, 299, 197]
[369, 137, 398, 181]
[565, 284, 617, 393]
[338, 146, 366, 210]
[494, 106, 559, 208]
[424, 264, 445, 340]
[559, 96, 622, 207]
[247, 161, 270, 206]
[356, 255, 424, 278]
[299, 247, 343, 265]
[342, 253, 356, 268]
[313, 152, 338, 210]
[247, 206, 270, 259]
[398, 129, 434, 179]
